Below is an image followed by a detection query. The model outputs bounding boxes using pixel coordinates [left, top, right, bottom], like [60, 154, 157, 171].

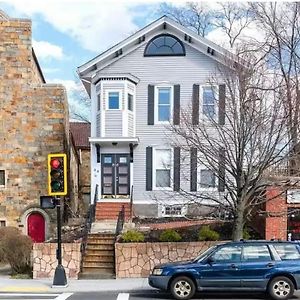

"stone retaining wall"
[115, 241, 224, 278]
[32, 243, 81, 279]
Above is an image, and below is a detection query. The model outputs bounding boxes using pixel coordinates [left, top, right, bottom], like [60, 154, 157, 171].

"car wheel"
[170, 276, 196, 300]
[268, 276, 294, 300]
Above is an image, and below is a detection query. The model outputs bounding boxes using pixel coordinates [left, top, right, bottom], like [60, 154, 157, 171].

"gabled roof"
[70, 122, 91, 149]
[77, 15, 237, 95]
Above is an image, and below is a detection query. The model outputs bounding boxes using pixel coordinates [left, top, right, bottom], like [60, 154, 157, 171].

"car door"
[240, 244, 275, 289]
[198, 245, 242, 288]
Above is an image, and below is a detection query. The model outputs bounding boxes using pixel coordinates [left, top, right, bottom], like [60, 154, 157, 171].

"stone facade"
[32, 243, 81, 279]
[115, 241, 223, 278]
[0, 11, 72, 239]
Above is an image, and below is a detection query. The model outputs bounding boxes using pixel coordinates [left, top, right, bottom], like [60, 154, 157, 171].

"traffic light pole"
[52, 197, 68, 287]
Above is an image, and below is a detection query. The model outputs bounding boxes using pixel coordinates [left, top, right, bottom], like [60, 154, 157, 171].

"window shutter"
[173, 85, 180, 125]
[146, 147, 153, 191]
[218, 84, 226, 125]
[218, 147, 225, 192]
[173, 147, 180, 191]
[148, 85, 154, 125]
[190, 148, 197, 192]
[192, 84, 199, 125]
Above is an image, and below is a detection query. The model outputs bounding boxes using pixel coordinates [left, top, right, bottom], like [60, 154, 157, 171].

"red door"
[27, 213, 45, 243]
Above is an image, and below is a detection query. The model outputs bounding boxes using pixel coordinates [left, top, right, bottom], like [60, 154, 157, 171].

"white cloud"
[32, 40, 64, 60]
[3, 0, 144, 53]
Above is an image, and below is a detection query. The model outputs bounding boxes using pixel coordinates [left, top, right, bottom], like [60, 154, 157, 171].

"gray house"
[77, 16, 230, 220]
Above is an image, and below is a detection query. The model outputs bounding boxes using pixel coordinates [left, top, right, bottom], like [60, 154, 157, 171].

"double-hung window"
[154, 149, 172, 188]
[202, 86, 216, 119]
[128, 93, 133, 111]
[156, 87, 172, 123]
[200, 169, 216, 188]
[107, 91, 120, 110]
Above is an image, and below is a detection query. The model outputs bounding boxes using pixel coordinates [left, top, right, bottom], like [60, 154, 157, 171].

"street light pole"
[52, 196, 68, 287]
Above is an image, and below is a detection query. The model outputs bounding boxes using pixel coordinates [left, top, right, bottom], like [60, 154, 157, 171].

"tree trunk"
[232, 208, 244, 241]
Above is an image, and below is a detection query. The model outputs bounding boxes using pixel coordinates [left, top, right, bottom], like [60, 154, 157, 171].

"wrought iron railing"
[115, 205, 125, 238]
[80, 184, 98, 267]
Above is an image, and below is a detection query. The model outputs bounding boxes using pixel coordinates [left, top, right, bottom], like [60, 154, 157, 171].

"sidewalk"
[0, 277, 153, 293]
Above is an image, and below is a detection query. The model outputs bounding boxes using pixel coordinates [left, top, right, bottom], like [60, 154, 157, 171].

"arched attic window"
[144, 34, 185, 57]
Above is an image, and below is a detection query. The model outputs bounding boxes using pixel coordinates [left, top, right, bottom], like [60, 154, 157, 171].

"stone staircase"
[79, 233, 115, 279]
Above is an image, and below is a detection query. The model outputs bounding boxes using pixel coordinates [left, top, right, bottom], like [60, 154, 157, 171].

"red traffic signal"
[48, 154, 67, 196]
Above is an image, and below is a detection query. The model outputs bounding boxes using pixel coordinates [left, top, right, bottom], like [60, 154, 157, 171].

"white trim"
[122, 84, 128, 137]
[199, 84, 219, 122]
[153, 147, 173, 191]
[154, 85, 174, 124]
[100, 81, 105, 137]
[105, 89, 122, 110]
[90, 137, 139, 144]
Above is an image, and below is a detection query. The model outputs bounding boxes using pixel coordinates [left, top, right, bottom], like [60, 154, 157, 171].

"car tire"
[268, 276, 294, 300]
[170, 276, 196, 300]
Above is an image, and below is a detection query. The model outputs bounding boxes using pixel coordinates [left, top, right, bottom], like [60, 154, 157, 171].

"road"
[1, 290, 300, 300]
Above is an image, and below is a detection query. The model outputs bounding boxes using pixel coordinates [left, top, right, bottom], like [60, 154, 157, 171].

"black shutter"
[218, 147, 225, 192]
[173, 85, 180, 125]
[146, 147, 153, 191]
[190, 148, 197, 192]
[173, 147, 180, 191]
[96, 145, 100, 163]
[218, 84, 226, 125]
[148, 85, 154, 125]
[192, 84, 199, 125]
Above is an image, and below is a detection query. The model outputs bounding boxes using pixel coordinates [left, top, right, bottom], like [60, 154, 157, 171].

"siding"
[105, 111, 122, 136]
[96, 113, 101, 136]
[97, 33, 222, 204]
[128, 112, 134, 137]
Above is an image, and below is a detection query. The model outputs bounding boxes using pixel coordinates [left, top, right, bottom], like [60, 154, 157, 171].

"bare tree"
[250, 2, 300, 174]
[170, 55, 293, 241]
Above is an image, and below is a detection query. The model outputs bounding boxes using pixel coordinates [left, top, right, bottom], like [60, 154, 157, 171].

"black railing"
[115, 205, 125, 238]
[129, 185, 133, 222]
[80, 184, 97, 263]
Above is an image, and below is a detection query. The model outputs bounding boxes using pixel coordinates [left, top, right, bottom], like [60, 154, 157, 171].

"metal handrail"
[115, 205, 125, 238]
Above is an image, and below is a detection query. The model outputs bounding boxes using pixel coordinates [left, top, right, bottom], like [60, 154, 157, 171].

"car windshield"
[193, 245, 217, 262]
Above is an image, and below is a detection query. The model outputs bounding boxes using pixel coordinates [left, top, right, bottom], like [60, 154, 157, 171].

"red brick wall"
[265, 187, 287, 240]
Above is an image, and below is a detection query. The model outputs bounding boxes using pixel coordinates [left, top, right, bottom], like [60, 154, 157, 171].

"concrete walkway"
[0, 277, 152, 293]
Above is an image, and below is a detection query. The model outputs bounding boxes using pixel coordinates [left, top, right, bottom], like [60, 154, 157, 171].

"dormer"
[94, 74, 139, 138]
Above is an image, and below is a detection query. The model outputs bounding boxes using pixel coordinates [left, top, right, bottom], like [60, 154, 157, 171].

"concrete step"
[84, 255, 114, 263]
[79, 272, 115, 279]
[82, 261, 114, 268]
[87, 239, 115, 245]
[88, 234, 115, 239]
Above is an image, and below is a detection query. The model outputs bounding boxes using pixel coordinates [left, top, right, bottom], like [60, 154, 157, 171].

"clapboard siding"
[97, 35, 222, 203]
[96, 113, 101, 136]
[128, 112, 134, 137]
[105, 111, 123, 136]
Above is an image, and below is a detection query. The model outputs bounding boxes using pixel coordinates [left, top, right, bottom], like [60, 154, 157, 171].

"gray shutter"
[148, 85, 154, 125]
[173, 147, 180, 191]
[192, 84, 199, 125]
[146, 147, 153, 191]
[218, 84, 225, 125]
[173, 85, 180, 125]
[190, 148, 197, 192]
[218, 147, 225, 192]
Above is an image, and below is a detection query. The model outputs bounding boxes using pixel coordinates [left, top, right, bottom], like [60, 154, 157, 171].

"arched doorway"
[27, 212, 45, 242]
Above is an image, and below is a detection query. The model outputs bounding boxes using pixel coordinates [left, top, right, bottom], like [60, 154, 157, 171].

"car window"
[273, 244, 300, 260]
[242, 245, 272, 262]
[211, 246, 242, 262]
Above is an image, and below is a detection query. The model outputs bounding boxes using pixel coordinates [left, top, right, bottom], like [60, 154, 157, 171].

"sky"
[0, 0, 260, 119]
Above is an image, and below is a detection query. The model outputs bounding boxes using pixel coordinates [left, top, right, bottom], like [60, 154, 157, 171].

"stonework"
[32, 243, 81, 279]
[0, 12, 70, 237]
[115, 241, 223, 278]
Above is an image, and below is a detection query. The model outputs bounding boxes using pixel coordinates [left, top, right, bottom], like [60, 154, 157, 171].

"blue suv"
[148, 241, 300, 300]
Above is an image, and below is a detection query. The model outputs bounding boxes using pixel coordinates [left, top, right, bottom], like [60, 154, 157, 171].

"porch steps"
[95, 202, 131, 221]
[79, 233, 115, 279]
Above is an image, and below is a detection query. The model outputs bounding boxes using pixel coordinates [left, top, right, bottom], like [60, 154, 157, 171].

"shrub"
[122, 230, 145, 242]
[0, 227, 32, 274]
[159, 229, 182, 242]
[198, 226, 220, 241]
[243, 228, 251, 240]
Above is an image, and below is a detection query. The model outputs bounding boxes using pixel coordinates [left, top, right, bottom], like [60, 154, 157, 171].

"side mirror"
[206, 256, 215, 265]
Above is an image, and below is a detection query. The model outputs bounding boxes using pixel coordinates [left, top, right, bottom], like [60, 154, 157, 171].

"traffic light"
[48, 153, 67, 196]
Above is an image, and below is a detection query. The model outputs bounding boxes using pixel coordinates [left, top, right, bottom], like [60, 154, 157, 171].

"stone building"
[69, 122, 91, 211]
[0, 10, 75, 242]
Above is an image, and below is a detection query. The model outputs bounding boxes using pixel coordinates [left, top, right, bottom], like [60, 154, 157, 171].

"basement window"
[0, 170, 5, 187]
[163, 205, 186, 217]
